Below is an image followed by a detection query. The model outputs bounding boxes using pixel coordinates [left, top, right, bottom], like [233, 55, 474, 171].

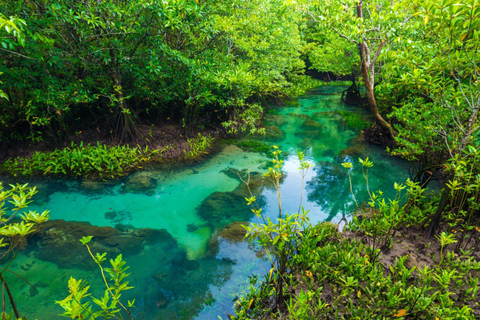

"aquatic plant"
[57, 236, 135, 320]
[235, 140, 271, 155]
[343, 158, 425, 263]
[336, 110, 371, 130]
[0, 183, 49, 319]
[0, 142, 160, 179]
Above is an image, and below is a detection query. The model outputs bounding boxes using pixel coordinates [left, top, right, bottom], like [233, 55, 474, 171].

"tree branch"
[330, 26, 359, 45]
[371, 40, 385, 68]
[0, 48, 36, 61]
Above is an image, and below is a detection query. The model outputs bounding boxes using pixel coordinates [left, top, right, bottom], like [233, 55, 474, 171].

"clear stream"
[3, 86, 409, 319]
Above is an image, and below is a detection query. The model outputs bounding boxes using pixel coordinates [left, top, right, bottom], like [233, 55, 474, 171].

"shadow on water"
[1, 85, 410, 319]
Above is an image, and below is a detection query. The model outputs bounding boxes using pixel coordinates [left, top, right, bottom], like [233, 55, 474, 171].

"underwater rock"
[80, 179, 115, 193]
[312, 111, 341, 120]
[81, 179, 104, 191]
[215, 221, 249, 243]
[301, 120, 323, 130]
[197, 192, 252, 229]
[339, 132, 367, 157]
[30, 181, 51, 204]
[123, 172, 157, 195]
[197, 171, 265, 230]
[264, 114, 287, 127]
[206, 221, 249, 256]
[104, 210, 132, 224]
[263, 125, 285, 142]
[27, 220, 175, 269]
[294, 130, 322, 139]
[285, 113, 310, 120]
[339, 145, 366, 157]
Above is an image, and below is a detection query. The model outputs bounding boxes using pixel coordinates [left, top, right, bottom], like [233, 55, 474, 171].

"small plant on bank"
[0, 142, 161, 179]
[343, 158, 425, 262]
[57, 236, 135, 320]
[183, 133, 215, 158]
[0, 183, 49, 319]
[440, 145, 480, 254]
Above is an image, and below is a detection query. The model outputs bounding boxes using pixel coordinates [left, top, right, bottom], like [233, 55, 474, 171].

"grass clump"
[0, 141, 161, 179]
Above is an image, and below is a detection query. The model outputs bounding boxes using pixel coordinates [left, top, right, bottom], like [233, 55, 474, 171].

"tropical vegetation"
[0, 0, 479, 318]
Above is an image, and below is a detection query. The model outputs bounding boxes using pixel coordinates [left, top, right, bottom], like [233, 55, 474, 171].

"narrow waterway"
[4, 86, 410, 319]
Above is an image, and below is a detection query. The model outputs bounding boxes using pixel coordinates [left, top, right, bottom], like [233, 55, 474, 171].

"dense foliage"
[0, 0, 479, 318]
[0, 0, 309, 146]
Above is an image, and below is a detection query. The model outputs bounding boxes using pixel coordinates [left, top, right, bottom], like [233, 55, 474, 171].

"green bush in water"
[337, 111, 371, 130]
[0, 142, 160, 179]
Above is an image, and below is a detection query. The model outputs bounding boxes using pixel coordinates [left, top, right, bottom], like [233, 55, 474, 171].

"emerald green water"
[3, 86, 409, 319]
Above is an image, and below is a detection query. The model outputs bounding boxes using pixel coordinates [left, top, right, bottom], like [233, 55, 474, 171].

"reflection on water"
[2, 86, 410, 319]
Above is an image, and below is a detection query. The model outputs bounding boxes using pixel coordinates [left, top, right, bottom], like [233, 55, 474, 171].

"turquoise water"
[2, 86, 410, 319]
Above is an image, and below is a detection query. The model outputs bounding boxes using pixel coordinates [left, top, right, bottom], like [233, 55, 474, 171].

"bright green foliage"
[304, 28, 360, 79]
[0, 183, 49, 256]
[385, 0, 480, 164]
[304, 0, 413, 136]
[0, 183, 49, 318]
[0, 0, 307, 145]
[222, 104, 266, 135]
[57, 237, 135, 320]
[439, 146, 480, 253]
[183, 133, 215, 158]
[344, 158, 426, 262]
[0, 13, 25, 101]
[0, 142, 160, 179]
[281, 75, 325, 97]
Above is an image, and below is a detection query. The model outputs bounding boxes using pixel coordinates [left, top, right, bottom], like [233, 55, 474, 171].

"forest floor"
[268, 223, 480, 319]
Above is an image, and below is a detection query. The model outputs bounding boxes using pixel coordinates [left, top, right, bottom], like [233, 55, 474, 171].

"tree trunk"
[359, 40, 396, 139]
[428, 184, 451, 236]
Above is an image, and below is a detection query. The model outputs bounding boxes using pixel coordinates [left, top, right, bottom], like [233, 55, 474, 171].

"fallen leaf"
[394, 309, 407, 317]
